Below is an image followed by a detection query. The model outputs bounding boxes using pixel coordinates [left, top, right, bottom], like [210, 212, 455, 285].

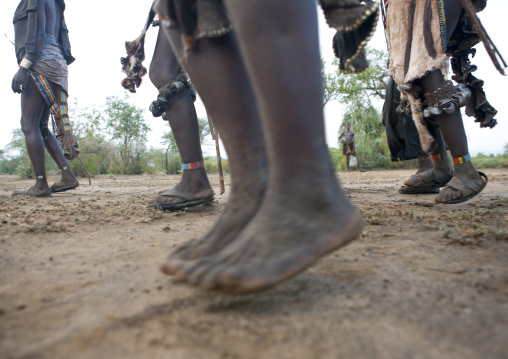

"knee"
[20, 119, 36, 137]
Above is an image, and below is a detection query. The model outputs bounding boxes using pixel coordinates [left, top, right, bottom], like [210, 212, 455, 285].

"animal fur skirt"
[386, 0, 448, 152]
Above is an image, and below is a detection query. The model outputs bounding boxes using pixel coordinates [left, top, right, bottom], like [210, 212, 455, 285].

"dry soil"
[1, 170, 507, 359]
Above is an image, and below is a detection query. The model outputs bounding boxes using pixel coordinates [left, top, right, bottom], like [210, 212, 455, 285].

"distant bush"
[329, 148, 342, 171]
[472, 153, 508, 169]
[332, 135, 407, 172]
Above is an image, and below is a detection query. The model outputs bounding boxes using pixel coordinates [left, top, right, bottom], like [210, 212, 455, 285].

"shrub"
[204, 157, 229, 173]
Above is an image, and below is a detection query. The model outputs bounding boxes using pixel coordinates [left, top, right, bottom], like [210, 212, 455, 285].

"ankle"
[417, 155, 433, 173]
[35, 175, 48, 187]
[60, 166, 76, 180]
[179, 167, 211, 191]
[430, 152, 453, 174]
[452, 155, 478, 177]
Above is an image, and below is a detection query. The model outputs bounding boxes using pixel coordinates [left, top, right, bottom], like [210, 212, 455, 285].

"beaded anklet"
[431, 152, 447, 161]
[452, 154, 471, 165]
[418, 154, 431, 161]
[182, 160, 204, 170]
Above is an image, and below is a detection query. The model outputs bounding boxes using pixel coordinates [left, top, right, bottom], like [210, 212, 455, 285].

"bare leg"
[403, 1, 464, 191]
[156, 18, 268, 259]
[148, 30, 212, 206]
[39, 106, 79, 189]
[354, 152, 365, 172]
[16, 77, 51, 195]
[418, 71, 484, 203]
[160, 0, 362, 294]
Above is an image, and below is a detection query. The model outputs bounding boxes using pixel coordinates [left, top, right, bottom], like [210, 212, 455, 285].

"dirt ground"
[0, 169, 507, 359]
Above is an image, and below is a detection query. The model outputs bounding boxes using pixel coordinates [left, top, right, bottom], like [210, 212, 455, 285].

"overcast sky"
[1, 1, 507, 158]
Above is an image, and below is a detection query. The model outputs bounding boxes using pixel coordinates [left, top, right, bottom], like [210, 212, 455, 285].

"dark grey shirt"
[13, 0, 75, 65]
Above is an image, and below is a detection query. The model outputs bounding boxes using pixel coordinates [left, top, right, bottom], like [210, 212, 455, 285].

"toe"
[160, 262, 178, 275]
[435, 189, 448, 203]
[449, 189, 460, 201]
[217, 268, 271, 295]
[404, 178, 416, 186]
[219, 267, 245, 289]
[198, 261, 238, 291]
[173, 258, 213, 284]
[435, 188, 462, 203]
[184, 260, 215, 286]
[404, 176, 423, 186]
[160, 257, 187, 276]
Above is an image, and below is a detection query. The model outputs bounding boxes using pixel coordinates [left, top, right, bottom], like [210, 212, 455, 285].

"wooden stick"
[77, 154, 92, 185]
[207, 115, 225, 195]
[459, 0, 506, 75]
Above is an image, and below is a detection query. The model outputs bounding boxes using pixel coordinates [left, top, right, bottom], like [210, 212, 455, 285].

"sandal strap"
[156, 189, 214, 202]
[410, 168, 452, 185]
[445, 177, 476, 195]
[445, 172, 488, 196]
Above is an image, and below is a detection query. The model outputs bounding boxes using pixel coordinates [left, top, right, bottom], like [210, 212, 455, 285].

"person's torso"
[343, 130, 354, 143]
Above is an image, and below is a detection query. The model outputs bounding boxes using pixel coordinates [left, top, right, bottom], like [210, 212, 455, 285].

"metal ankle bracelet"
[423, 81, 471, 118]
[149, 70, 197, 119]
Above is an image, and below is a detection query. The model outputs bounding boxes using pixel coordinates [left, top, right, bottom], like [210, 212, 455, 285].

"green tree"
[66, 99, 115, 176]
[160, 128, 180, 175]
[102, 96, 150, 174]
[323, 47, 389, 106]
[7, 129, 34, 177]
[0, 129, 58, 177]
[323, 47, 391, 169]
[322, 58, 340, 107]
[198, 118, 211, 145]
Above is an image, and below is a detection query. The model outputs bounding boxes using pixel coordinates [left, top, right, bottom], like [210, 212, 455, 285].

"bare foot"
[161, 192, 362, 295]
[435, 162, 487, 204]
[168, 180, 266, 260]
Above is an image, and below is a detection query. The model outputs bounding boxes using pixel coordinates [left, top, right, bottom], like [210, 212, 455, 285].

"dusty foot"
[12, 181, 51, 197]
[435, 162, 487, 204]
[168, 181, 266, 261]
[403, 168, 452, 188]
[51, 170, 79, 193]
[415, 157, 434, 174]
[404, 157, 452, 187]
[161, 192, 362, 295]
